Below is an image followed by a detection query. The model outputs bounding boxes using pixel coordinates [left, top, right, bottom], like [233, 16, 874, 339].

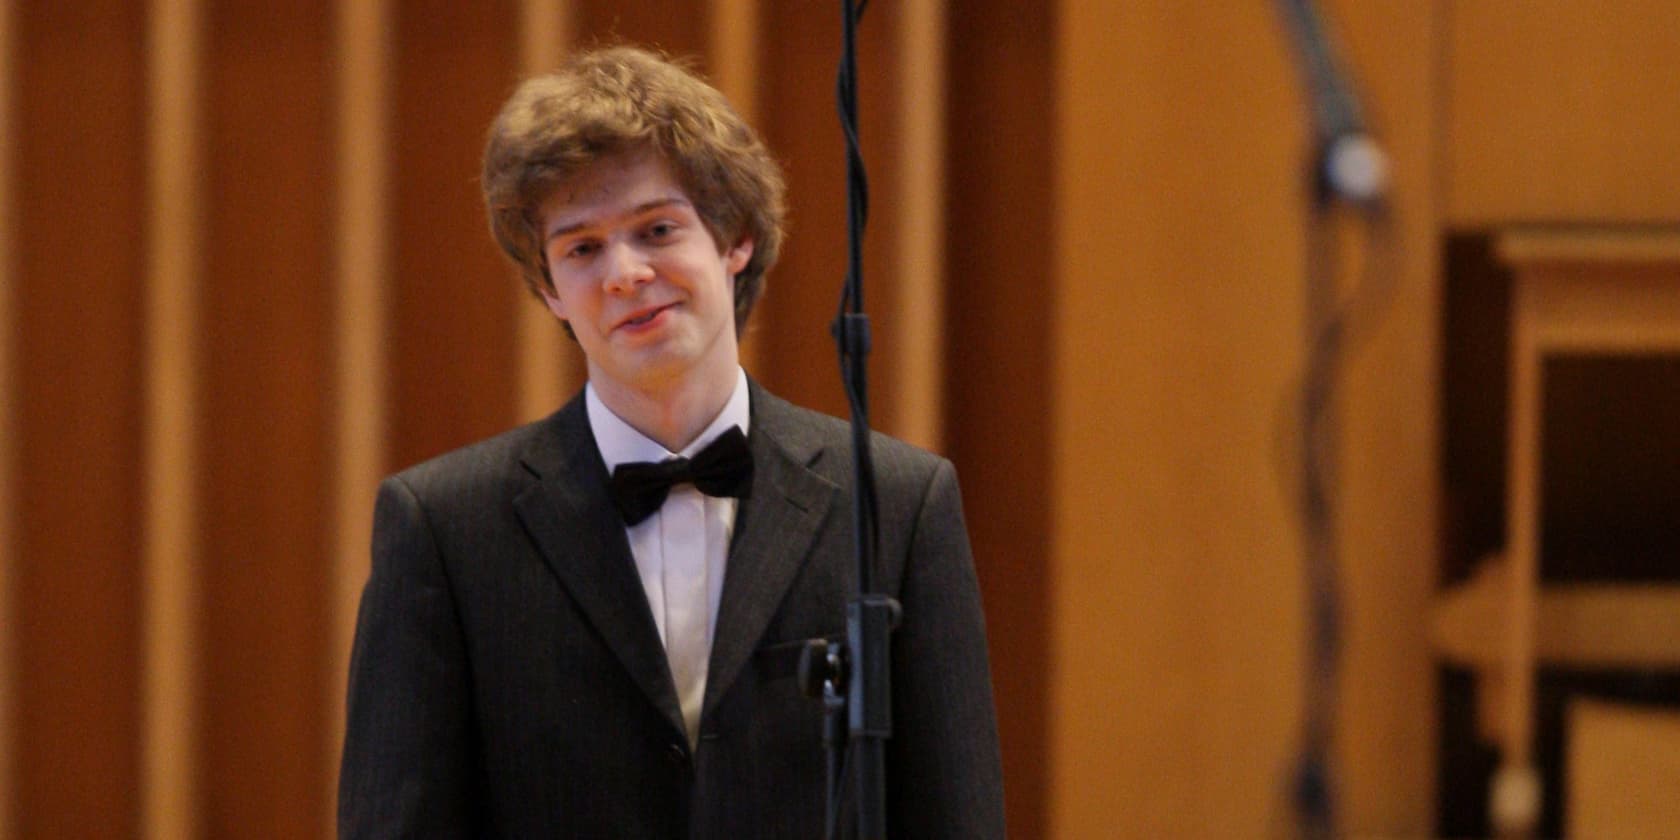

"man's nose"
[602, 240, 655, 293]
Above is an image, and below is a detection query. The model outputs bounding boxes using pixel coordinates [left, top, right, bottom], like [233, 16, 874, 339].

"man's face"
[538, 152, 752, 398]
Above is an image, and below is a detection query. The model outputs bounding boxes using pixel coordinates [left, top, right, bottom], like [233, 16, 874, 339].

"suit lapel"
[704, 383, 838, 717]
[513, 397, 686, 738]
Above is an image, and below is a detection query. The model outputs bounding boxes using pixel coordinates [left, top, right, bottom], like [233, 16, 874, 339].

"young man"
[339, 46, 1004, 838]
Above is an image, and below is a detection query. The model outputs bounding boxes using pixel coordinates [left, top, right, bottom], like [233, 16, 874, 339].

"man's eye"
[565, 241, 599, 259]
[646, 221, 677, 239]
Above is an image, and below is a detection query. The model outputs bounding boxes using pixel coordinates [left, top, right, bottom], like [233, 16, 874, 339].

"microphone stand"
[798, 2, 898, 839]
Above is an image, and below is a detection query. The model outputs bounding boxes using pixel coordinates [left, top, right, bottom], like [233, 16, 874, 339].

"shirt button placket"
[662, 487, 709, 748]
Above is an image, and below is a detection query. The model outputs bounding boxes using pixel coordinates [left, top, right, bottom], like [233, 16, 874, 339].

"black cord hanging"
[1275, 1, 1397, 837]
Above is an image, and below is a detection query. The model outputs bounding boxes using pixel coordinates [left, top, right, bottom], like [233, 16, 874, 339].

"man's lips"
[614, 302, 677, 332]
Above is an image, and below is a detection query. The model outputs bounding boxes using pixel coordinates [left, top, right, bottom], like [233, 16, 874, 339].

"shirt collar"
[585, 367, 751, 471]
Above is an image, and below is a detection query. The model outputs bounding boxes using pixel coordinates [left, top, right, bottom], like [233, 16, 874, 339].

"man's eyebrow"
[545, 196, 692, 242]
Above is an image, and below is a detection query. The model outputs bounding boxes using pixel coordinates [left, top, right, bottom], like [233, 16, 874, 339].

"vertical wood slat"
[575, 1, 706, 66]
[201, 3, 337, 831]
[1329, 1, 1441, 829]
[943, 3, 1055, 834]
[517, 0, 574, 422]
[388, 1, 523, 471]
[892, 0, 943, 451]
[708, 0, 757, 123]
[143, 0, 201, 838]
[0, 2, 14, 836]
[329, 0, 390, 833]
[707, 0, 760, 373]
[15, 5, 148, 832]
[1050, 4, 1313, 835]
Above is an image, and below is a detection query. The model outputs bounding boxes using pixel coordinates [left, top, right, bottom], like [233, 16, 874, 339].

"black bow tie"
[609, 426, 753, 526]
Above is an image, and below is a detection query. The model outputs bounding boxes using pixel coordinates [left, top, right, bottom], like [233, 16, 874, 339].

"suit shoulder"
[757, 390, 952, 485]
[385, 418, 549, 504]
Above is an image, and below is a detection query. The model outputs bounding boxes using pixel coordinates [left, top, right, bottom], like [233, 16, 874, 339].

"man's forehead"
[540, 152, 691, 236]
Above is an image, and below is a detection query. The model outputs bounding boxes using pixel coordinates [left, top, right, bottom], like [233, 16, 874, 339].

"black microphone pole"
[833, 0, 896, 836]
[796, 1, 896, 838]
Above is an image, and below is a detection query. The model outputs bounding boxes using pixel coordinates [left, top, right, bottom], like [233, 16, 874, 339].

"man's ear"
[538, 284, 568, 322]
[725, 237, 754, 278]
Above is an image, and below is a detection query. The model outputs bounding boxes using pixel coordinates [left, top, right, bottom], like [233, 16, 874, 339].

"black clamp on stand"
[841, 593, 903, 835]
[798, 592, 902, 839]
[799, 638, 849, 835]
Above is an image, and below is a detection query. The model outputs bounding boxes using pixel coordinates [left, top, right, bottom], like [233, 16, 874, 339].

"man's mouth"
[619, 303, 674, 330]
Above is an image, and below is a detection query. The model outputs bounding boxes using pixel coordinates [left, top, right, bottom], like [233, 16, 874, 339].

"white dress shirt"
[585, 368, 750, 747]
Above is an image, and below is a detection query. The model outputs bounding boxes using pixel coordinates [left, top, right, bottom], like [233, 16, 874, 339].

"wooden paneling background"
[1445, 0, 1680, 225]
[945, 1, 1054, 833]
[198, 2, 336, 835]
[1, 1, 1677, 838]
[10, 3, 148, 837]
[1053, 5, 1312, 834]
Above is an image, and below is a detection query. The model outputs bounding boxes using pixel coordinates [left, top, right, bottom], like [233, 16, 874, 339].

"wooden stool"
[1431, 228, 1680, 836]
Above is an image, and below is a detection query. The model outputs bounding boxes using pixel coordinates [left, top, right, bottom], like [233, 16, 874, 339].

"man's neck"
[587, 364, 740, 453]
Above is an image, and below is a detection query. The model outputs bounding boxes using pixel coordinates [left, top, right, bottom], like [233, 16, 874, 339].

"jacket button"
[666, 743, 689, 767]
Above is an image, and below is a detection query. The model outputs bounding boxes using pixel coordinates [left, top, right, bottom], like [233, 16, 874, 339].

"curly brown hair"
[483, 45, 786, 335]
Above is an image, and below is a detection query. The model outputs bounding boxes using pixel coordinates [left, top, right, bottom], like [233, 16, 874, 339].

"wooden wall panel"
[327, 0, 390, 830]
[143, 1, 202, 835]
[1446, 0, 1680, 224]
[1329, 1, 1440, 833]
[754, 4, 848, 419]
[576, 0, 705, 61]
[1051, 2, 1441, 836]
[514, 0, 578, 424]
[388, 1, 522, 471]
[0, 2, 15, 835]
[888, 0, 944, 451]
[944, 2, 1054, 836]
[1052, 3, 1314, 836]
[11, 2, 148, 836]
[707, 0, 758, 124]
[708, 0, 760, 379]
[198, 0, 334, 835]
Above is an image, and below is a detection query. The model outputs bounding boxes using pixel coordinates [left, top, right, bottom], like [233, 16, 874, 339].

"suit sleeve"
[887, 459, 1007, 838]
[339, 476, 480, 838]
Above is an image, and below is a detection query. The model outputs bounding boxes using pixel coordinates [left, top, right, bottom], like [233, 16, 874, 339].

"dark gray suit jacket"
[339, 382, 1004, 838]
